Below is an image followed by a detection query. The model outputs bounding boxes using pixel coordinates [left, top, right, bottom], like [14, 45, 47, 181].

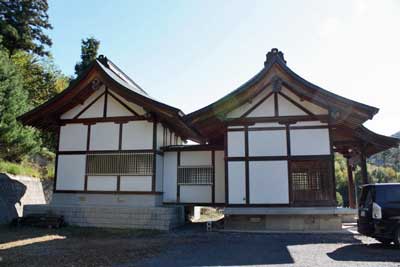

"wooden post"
[346, 157, 356, 209]
[360, 145, 369, 184]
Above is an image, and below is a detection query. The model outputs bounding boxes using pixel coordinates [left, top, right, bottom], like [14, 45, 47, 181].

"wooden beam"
[346, 156, 356, 209]
[360, 145, 369, 184]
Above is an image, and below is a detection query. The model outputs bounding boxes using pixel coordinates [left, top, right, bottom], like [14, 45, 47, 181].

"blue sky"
[48, 0, 400, 135]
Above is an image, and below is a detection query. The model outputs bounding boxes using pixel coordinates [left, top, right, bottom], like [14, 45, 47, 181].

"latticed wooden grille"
[177, 166, 214, 185]
[86, 152, 153, 176]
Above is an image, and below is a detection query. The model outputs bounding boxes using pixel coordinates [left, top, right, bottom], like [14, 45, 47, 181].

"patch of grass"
[0, 160, 40, 177]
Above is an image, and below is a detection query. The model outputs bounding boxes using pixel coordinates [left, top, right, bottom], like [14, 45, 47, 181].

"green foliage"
[75, 37, 100, 76]
[369, 133, 400, 172]
[0, 160, 40, 177]
[336, 191, 343, 206]
[0, 0, 52, 57]
[0, 49, 41, 161]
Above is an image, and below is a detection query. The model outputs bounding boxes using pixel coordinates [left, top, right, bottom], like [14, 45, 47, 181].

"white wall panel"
[227, 88, 272, 118]
[106, 95, 133, 117]
[228, 131, 245, 157]
[278, 94, 307, 116]
[120, 176, 152, 191]
[79, 94, 105, 118]
[292, 121, 327, 126]
[180, 185, 212, 203]
[60, 86, 105, 119]
[90, 122, 119, 150]
[59, 124, 87, 151]
[249, 161, 289, 204]
[290, 128, 331, 155]
[248, 122, 281, 128]
[122, 121, 153, 150]
[87, 176, 117, 191]
[247, 95, 275, 117]
[56, 155, 86, 190]
[156, 123, 164, 149]
[249, 130, 287, 156]
[163, 152, 177, 202]
[214, 150, 225, 203]
[228, 161, 246, 204]
[109, 90, 146, 115]
[281, 87, 328, 115]
[180, 151, 211, 166]
[155, 154, 163, 192]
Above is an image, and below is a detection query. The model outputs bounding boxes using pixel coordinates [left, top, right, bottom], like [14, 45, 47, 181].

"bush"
[336, 191, 343, 207]
[0, 160, 40, 177]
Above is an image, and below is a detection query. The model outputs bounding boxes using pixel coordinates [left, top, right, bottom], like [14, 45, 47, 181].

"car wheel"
[376, 237, 392, 245]
[394, 226, 400, 248]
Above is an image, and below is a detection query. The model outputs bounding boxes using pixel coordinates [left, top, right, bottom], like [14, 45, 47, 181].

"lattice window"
[177, 166, 214, 185]
[86, 152, 153, 176]
[291, 160, 329, 191]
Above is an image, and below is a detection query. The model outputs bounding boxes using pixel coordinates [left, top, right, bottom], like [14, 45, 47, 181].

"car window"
[359, 187, 373, 208]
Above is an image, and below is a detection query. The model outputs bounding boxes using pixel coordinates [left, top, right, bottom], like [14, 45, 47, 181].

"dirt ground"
[1, 224, 400, 267]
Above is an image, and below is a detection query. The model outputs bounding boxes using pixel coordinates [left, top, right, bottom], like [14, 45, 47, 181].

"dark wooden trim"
[274, 92, 279, 116]
[278, 91, 315, 116]
[162, 144, 223, 151]
[163, 202, 225, 207]
[58, 149, 157, 155]
[328, 117, 336, 203]
[227, 155, 332, 161]
[60, 115, 147, 125]
[107, 90, 140, 116]
[118, 123, 123, 150]
[73, 91, 106, 119]
[177, 151, 181, 202]
[86, 124, 91, 151]
[116, 175, 121, 191]
[346, 156, 356, 208]
[228, 126, 286, 132]
[54, 190, 163, 195]
[103, 87, 108, 117]
[84, 124, 91, 191]
[226, 115, 329, 126]
[289, 125, 329, 130]
[286, 124, 292, 204]
[53, 126, 61, 192]
[360, 143, 368, 184]
[211, 150, 215, 204]
[244, 126, 249, 204]
[240, 91, 274, 118]
[224, 128, 229, 204]
[152, 120, 157, 192]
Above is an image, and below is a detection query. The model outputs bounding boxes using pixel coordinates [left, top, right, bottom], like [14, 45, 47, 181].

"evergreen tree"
[0, 0, 52, 57]
[74, 37, 100, 76]
[0, 50, 40, 161]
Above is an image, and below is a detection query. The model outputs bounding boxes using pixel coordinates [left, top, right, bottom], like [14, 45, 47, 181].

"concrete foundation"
[24, 204, 184, 231]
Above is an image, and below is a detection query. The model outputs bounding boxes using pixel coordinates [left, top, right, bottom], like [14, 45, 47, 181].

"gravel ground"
[1, 224, 400, 267]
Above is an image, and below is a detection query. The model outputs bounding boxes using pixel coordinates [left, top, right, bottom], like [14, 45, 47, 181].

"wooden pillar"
[360, 145, 369, 184]
[346, 157, 356, 209]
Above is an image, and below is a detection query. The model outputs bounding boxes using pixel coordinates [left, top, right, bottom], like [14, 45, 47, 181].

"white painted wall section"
[281, 87, 328, 115]
[180, 151, 211, 166]
[87, 176, 117, 191]
[163, 152, 177, 202]
[59, 124, 87, 151]
[109, 90, 146, 115]
[56, 155, 86, 190]
[290, 128, 331, 155]
[249, 130, 287, 156]
[228, 161, 246, 204]
[90, 122, 119, 150]
[226, 88, 273, 118]
[155, 154, 163, 192]
[228, 131, 245, 157]
[120, 176, 152, 191]
[121, 121, 153, 150]
[278, 94, 306, 116]
[106, 94, 133, 117]
[180, 185, 212, 203]
[214, 150, 225, 203]
[78, 94, 105, 118]
[247, 95, 275, 117]
[249, 161, 289, 204]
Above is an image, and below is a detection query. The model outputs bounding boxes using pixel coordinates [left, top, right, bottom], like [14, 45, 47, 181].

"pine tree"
[74, 37, 100, 76]
[0, 0, 52, 57]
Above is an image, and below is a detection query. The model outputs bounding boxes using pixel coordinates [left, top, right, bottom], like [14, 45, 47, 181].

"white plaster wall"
[228, 131, 245, 157]
[292, 121, 327, 126]
[156, 123, 164, 149]
[106, 95, 133, 117]
[60, 86, 105, 119]
[56, 155, 86, 190]
[155, 154, 163, 192]
[180, 185, 212, 203]
[120, 176, 152, 191]
[290, 128, 331, 155]
[163, 152, 177, 202]
[278, 94, 306, 116]
[59, 124, 87, 151]
[249, 130, 287, 156]
[249, 161, 289, 204]
[228, 161, 246, 204]
[121, 121, 153, 150]
[180, 151, 211, 166]
[87, 176, 117, 191]
[227, 88, 272, 118]
[214, 150, 225, 203]
[248, 122, 282, 128]
[109, 90, 146, 115]
[90, 122, 119, 150]
[247, 95, 275, 117]
[79, 94, 105, 118]
[281, 87, 328, 115]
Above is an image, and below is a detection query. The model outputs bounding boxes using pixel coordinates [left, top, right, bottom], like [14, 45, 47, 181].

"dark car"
[358, 183, 400, 247]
